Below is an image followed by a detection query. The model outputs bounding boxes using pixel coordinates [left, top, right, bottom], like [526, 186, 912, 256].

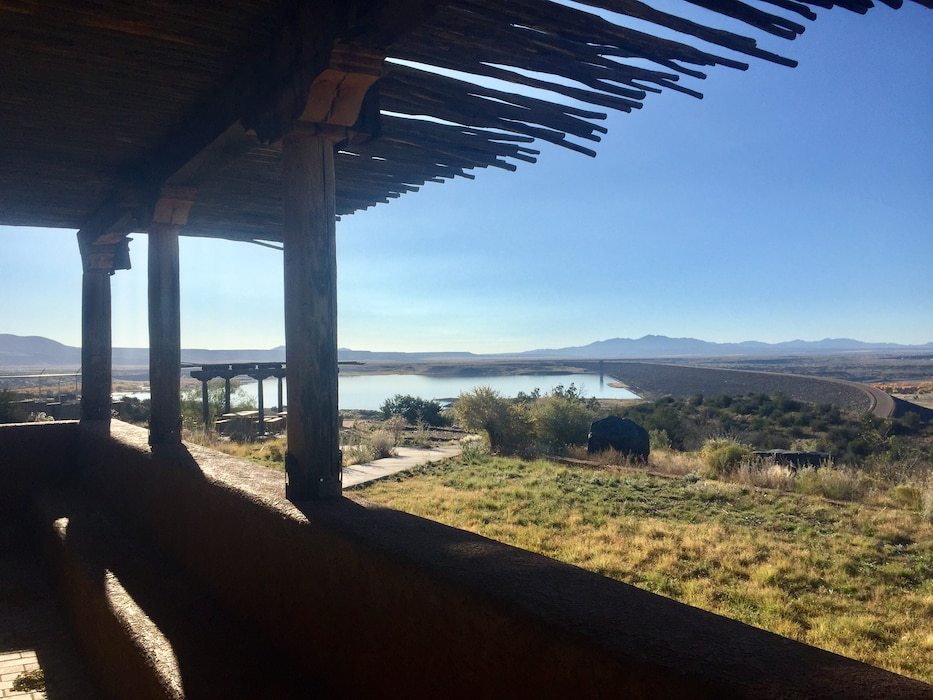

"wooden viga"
[282, 42, 384, 500]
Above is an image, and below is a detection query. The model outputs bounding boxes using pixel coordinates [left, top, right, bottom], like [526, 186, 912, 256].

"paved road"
[834, 378, 897, 418]
[342, 444, 462, 488]
[600, 361, 898, 418]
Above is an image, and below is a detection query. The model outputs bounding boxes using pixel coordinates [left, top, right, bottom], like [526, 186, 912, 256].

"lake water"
[236, 373, 638, 411]
[117, 372, 639, 411]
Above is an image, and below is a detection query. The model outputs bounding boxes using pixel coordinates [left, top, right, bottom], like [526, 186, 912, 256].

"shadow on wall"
[1, 420, 931, 698]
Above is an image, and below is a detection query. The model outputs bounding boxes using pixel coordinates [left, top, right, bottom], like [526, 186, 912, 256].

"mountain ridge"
[518, 335, 933, 359]
[1, 333, 931, 368]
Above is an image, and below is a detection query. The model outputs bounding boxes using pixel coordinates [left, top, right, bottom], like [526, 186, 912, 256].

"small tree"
[533, 386, 598, 454]
[700, 437, 752, 477]
[380, 394, 448, 427]
[181, 379, 256, 430]
[455, 386, 533, 454]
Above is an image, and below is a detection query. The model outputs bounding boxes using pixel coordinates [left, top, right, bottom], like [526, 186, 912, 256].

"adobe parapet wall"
[3, 420, 931, 698]
[0, 420, 80, 515]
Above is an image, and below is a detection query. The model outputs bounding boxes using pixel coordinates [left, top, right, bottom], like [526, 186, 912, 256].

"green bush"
[369, 430, 396, 459]
[795, 467, 864, 502]
[456, 386, 534, 455]
[533, 387, 598, 454]
[181, 379, 256, 430]
[700, 437, 752, 477]
[380, 394, 448, 427]
[892, 484, 923, 511]
[116, 396, 150, 424]
[459, 435, 490, 464]
[648, 429, 672, 450]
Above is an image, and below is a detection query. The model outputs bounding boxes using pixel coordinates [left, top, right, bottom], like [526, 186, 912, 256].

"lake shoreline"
[335, 358, 599, 378]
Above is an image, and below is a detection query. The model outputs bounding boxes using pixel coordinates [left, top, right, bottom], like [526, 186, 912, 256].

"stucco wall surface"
[3, 420, 932, 698]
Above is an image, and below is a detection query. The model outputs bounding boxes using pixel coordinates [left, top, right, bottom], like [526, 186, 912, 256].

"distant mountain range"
[518, 335, 933, 359]
[0, 333, 930, 368]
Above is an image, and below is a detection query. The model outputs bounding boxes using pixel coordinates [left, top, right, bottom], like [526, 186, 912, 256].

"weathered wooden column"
[277, 41, 384, 500]
[274, 366, 285, 412]
[79, 257, 113, 428]
[283, 128, 342, 499]
[201, 379, 210, 428]
[77, 235, 131, 431]
[256, 371, 266, 436]
[147, 190, 194, 449]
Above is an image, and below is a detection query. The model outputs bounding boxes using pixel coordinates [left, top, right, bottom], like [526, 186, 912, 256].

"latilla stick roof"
[1, 0, 928, 243]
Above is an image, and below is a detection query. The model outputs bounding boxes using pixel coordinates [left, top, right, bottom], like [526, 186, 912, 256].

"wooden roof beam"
[76, 2, 416, 246]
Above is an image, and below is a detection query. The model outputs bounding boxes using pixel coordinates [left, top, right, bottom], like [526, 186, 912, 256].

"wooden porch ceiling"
[1, 0, 929, 244]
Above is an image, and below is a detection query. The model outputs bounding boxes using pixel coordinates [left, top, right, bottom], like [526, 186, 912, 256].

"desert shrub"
[342, 443, 372, 467]
[596, 447, 648, 466]
[735, 462, 796, 491]
[647, 446, 704, 476]
[892, 484, 923, 512]
[922, 485, 933, 524]
[384, 414, 407, 443]
[380, 394, 448, 427]
[533, 388, 598, 454]
[700, 437, 752, 477]
[795, 467, 864, 502]
[456, 386, 534, 455]
[183, 427, 220, 448]
[369, 430, 396, 459]
[116, 396, 150, 424]
[648, 429, 672, 450]
[181, 379, 256, 430]
[459, 435, 490, 463]
[614, 392, 933, 468]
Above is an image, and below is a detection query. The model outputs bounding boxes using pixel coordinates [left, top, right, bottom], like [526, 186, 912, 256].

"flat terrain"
[341, 357, 917, 417]
[4, 353, 931, 417]
[353, 456, 933, 684]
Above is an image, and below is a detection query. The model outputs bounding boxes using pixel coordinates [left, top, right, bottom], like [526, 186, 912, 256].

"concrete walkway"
[343, 444, 461, 488]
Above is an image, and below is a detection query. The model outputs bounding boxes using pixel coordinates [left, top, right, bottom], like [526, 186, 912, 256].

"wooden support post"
[257, 375, 266, 436]
[77, 233, 131, 431]
[283, 127, 341, 500]
[201, 379, 210, 429]
[147, 189, 195, 449]
[80, 267, 112, 427]
[148, 222, 183, 447]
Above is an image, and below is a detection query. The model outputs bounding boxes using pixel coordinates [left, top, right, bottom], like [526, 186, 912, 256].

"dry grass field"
[352, 455, 933, 684]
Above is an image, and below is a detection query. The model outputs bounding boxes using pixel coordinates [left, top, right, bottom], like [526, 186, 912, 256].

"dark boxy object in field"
[587, 416, 650, 460]
[753, 449, 831, 470]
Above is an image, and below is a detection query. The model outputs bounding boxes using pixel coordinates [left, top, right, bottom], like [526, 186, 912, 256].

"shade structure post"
[201, 379, 210, 429]
[275, 368, 285, 412]
[79, 266, 113, 428]
[146, 190, 195, 449]
[148, 221, 183, 447]
[257, 372, 265, 436]
[282, 127, 341, 501]
[77, 234, 133, 432]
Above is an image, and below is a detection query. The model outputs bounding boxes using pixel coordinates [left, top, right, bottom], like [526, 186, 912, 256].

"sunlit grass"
[185, 430, 288, 471]
[353, 455, 933, 683]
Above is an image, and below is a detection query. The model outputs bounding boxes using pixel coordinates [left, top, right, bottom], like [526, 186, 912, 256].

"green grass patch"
[353, 454, 933, 684]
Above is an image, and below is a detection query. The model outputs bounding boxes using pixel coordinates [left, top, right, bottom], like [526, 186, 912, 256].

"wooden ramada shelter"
[2, 1, 932, 697]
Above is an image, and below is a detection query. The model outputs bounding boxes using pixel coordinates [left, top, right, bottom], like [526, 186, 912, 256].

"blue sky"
[1, 3, 931, 353]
